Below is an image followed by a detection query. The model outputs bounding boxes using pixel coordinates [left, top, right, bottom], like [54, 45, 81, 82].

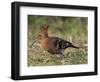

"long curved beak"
[30, 38, 38, 48]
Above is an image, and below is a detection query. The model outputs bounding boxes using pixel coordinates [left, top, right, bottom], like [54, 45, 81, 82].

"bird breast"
[39, 38, 50, 49]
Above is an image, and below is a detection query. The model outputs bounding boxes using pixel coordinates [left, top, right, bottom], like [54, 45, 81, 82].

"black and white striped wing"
[53, 37, 72, 50]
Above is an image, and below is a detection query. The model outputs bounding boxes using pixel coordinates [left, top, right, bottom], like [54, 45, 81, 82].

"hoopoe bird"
[37, 25, 79, 56]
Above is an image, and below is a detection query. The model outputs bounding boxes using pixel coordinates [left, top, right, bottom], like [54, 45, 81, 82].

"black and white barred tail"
[70, 44, 79, 49]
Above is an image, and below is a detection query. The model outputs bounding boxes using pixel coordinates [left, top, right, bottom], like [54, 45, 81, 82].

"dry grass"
[28, 43, 87, 67]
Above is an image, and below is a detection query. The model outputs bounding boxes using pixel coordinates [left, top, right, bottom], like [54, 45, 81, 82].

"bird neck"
[43, 33, 49, 39]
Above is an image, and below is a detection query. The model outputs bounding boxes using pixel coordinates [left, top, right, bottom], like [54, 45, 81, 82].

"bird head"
[37, 25, 49, 40]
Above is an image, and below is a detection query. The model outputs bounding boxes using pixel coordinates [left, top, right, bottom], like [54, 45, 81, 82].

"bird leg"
[60, 53, 66, 65]
[59, 49, 65, 58]
[59, 51, 65, 59]
[60, 53, 64, 59]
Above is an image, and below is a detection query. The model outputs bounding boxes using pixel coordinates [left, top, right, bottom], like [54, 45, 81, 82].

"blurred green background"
[28, 15, 88, 66]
